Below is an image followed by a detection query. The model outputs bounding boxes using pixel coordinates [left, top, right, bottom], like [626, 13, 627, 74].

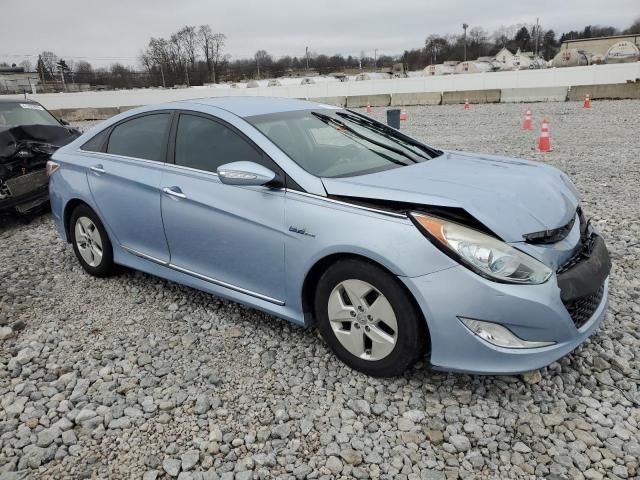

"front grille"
[557, 247, 585, 274]
[563, 284, 605, 329]
[5, 170, 48, 197]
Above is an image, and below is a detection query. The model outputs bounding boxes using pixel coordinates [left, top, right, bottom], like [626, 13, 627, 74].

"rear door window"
[107, 113, 171, 161]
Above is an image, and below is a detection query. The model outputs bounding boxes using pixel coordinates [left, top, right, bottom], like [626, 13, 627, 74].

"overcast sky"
[1, 0, 638, 67]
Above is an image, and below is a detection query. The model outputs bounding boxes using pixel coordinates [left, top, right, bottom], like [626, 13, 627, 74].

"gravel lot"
[1, 100, 639, 480]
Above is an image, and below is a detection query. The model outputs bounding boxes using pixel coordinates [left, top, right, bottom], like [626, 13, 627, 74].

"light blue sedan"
[48, 97, 610, 377]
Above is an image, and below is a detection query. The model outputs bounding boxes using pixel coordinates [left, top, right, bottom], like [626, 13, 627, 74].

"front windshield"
[0, 102, 61, 127]
[247, 109, 442, 178]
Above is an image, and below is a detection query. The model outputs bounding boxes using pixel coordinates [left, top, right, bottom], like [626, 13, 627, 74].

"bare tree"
[19, 59, 32, 72]
[254, 50, 272, 78]
[75, 60, 93, 74]
[178, 26, 198, 69]
[140, 25, 225, 85]
[210, 33, 227, 83]
[39, 51, 58, 78]
[198, 25, 214, 82]
[425, 35, 448, 64]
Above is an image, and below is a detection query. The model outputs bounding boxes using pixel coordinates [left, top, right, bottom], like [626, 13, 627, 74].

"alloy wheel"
[74, 216, 103, 267]
[327, 279, 398, 361]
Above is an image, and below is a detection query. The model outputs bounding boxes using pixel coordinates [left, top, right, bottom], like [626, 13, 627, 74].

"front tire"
[314, 259, 427, 377]
[70, 204, 115, 277]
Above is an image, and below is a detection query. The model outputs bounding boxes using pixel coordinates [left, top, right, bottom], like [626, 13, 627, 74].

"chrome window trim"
[77, 150, 167, 167]
[163, 162, 220, 178]
[78, 150, 221, 178]
[122, 245, 284, 306]
[284, 189, 407, 219]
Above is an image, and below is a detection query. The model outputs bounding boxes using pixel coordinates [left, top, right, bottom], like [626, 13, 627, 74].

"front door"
[160, 112, 286, 303]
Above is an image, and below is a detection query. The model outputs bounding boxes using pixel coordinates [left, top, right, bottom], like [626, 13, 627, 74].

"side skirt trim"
[121, 245, 285, 306]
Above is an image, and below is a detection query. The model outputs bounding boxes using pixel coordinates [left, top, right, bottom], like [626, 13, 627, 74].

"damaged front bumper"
[0, 169, 49, 213]
[400, 230, 611, 375]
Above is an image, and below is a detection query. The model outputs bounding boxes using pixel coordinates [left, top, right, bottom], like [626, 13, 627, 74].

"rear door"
[84, 112, 172, 262]
[160, 112, 286, 303]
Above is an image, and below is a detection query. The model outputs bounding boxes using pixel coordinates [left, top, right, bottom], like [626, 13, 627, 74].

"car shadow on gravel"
[0, 204, 51, 232]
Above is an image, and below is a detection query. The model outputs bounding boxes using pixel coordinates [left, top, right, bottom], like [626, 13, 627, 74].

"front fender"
[283, 190, 458, 316]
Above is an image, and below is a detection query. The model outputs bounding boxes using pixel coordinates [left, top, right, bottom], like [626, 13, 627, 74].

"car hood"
[0, 124, 80, 162]
[321, 151, 579, 243]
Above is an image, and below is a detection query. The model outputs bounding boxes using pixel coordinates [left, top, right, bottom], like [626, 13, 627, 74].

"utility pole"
[159, 64, 166, 88]
[59, 66, 66, 92]
[463, 23, 469, 61]
[374, 49, 377, 69]
[38, 55, 45, 83]
[305, 46, 310, 71]
[256, 55, 260, 78]
[534, 17, 540, 57]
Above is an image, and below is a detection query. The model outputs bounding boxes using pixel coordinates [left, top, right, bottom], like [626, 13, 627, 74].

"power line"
[0, 53, 139, 61]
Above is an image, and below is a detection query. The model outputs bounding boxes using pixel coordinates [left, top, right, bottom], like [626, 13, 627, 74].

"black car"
[0, 98, 80, 213]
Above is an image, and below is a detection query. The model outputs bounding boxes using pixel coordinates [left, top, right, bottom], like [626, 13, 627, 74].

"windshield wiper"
[338, 110, 441, 159]
[311, 112, 419, 166]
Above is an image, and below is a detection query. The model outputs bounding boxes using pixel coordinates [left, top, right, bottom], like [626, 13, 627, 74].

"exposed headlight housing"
[460, 317, 555, 349]
[31, 143, 59, 155]
[410, 212, 552, 284]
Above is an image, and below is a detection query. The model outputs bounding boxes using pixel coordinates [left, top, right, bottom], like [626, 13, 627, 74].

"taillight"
[46, 160, 60, 177]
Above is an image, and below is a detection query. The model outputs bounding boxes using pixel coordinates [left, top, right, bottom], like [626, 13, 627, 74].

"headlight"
[410, 213, 552, 284]
[31, 143, 59, 155]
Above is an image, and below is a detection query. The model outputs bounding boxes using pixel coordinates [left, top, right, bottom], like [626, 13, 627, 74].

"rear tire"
[314, 259, 426, 377]
[70, 204, 115, 277]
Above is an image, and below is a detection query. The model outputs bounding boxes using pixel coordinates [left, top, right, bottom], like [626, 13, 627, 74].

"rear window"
[80, 128, 110, 152]
[106, 113, 170, 162]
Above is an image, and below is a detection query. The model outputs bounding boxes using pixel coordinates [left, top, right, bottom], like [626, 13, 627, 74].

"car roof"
[174, 96, 337, 118]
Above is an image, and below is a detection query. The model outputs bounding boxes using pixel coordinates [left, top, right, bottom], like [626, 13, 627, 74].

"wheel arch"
[301, 252, 431, 352]
[63, 198, 91, 242]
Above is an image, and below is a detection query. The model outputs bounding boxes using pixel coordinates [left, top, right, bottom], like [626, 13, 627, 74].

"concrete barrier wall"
[50, 106, 142, 121]
[49, 107, 121, 122]
[568, 82, 640, 101]
[4, 62, 639, 110]
[308, 96, 346, 107]
[390, 92, 442, 106]
[442, 89, 501, 104]
[500, 87, 568, 103]
[345, 94, 391, 107]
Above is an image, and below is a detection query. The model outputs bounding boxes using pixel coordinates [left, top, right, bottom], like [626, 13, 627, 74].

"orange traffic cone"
[464, 98, 470, 110]
[366, 102, 371, 114]
[522, 109, 533, 130]
[400, 108, 408, 121]
[538, 118, 552, 152]
[583, 94, 591, 108]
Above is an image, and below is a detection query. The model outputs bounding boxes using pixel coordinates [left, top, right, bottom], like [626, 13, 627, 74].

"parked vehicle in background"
[0, 99, 80, 213]
[49, 97, 610, 377]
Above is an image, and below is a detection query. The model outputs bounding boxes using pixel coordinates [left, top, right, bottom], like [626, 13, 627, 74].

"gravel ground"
[1, 100, 639, 480]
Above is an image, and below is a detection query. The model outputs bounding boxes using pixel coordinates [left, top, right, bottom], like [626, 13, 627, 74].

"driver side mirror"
[217, 161, 276, 186]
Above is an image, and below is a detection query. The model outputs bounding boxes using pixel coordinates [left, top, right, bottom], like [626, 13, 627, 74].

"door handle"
[90, 164, 105, 174]
[162, 186, 187, 199]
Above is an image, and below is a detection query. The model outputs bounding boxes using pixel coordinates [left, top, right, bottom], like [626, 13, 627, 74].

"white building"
[494, 47, 515, 68]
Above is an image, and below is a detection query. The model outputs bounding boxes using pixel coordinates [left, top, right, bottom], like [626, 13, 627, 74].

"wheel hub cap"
[327, 279, 398, 361]
[75, 216, 103, 267]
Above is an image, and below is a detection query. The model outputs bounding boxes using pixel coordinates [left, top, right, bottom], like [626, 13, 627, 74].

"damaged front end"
[0, 125, 80, 213]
